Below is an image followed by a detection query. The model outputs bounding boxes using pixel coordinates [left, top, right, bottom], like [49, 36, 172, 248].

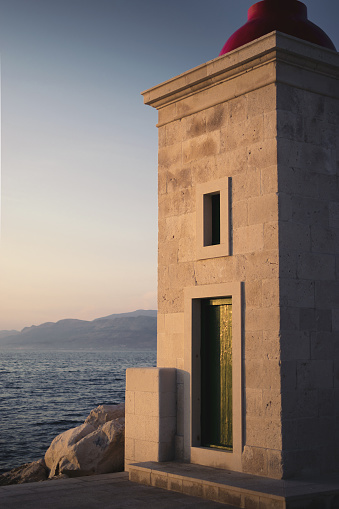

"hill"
[0, 310, 157, 350]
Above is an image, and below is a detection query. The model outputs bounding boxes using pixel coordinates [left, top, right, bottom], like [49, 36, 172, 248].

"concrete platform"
[0, 472, 235, 509]
[128, 462, 339, 509]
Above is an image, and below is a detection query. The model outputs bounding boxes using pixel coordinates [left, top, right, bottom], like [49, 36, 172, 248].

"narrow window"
[211, 193, 220, 245]
[196, 177, 230, 259]
[203, 192, 221, 246]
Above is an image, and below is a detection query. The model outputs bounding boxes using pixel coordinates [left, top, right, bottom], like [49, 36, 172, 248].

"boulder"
[44, 423, 96, 476]
[0, 459, 48, 486]
[45, 403, 125, 478]
[85, 403, 125, 427]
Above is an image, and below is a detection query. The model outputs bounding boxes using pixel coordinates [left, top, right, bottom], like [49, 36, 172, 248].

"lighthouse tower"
[125, 0, 339, 490]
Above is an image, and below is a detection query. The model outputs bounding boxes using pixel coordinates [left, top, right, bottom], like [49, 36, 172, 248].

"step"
[128, 461, 339, 509]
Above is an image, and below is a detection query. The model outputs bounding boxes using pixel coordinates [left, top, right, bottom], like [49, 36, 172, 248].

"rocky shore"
[0, 403, 125, 486]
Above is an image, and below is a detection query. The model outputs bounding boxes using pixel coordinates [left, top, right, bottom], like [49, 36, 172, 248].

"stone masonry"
[125, 31, 339, 479]
[125, 368, 176, 469]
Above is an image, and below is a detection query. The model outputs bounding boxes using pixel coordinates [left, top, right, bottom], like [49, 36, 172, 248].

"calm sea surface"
[0, 349, 156, 474]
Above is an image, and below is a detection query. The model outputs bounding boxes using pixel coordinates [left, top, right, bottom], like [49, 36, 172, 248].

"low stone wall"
[125, 368, 176, 470]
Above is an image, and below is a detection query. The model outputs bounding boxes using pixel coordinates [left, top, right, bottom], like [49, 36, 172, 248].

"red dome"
[219, 0, 336, 56]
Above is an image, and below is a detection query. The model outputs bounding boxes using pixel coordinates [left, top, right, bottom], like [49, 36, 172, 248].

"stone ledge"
[142, 31, 339, 114]
[128, 461, 339, 508]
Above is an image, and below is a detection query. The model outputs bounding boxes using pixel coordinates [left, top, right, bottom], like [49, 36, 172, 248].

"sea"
[0, 349, 156, 474]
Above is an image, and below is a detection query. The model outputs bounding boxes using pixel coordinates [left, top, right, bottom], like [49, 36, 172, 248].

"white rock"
[44, 403, 125, 478]
[85, 403, 125, 427]
[45, 423, 96, 476]
[58, 418, 124, 476]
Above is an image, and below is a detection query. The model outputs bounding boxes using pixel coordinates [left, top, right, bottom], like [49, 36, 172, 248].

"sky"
[0, 0, 338, 331]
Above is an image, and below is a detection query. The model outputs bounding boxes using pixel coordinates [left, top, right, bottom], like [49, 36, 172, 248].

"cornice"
[142, 31, 339, 111]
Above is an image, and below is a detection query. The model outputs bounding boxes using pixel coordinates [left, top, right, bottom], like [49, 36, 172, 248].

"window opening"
[211, 194, 220, 245]
[203, 192, 221, 247]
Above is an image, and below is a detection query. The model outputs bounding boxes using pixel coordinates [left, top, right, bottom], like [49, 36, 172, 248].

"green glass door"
[201, 298, 232, 450]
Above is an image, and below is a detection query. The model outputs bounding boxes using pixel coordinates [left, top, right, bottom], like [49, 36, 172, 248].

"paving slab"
[0, 472, 236, 509]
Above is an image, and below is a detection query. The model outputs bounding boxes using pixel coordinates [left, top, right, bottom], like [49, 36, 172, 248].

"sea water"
[0, 349, 156, 474]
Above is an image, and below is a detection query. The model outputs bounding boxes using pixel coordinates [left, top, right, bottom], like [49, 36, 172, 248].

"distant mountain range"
[0, 310, 157, 350]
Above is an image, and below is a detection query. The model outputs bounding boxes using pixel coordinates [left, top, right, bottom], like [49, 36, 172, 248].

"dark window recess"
[203, 192, 221, 246]
[211, 193, 220, 245]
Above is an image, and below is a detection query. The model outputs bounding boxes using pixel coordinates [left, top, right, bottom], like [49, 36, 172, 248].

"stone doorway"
[201, 298, 233, 451]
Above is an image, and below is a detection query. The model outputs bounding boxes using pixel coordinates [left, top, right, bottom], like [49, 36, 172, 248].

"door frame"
[201, 297, 233, 450]
[184, 282, 243, 471]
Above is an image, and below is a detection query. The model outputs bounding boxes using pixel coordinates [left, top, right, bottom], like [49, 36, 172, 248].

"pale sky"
[0, 0, 338, 330]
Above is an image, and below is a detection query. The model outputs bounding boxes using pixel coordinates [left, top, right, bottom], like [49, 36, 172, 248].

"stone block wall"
[277, 82, 339, 476]
[125, 367, 176, 470]
[156, 73, 282, 476]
